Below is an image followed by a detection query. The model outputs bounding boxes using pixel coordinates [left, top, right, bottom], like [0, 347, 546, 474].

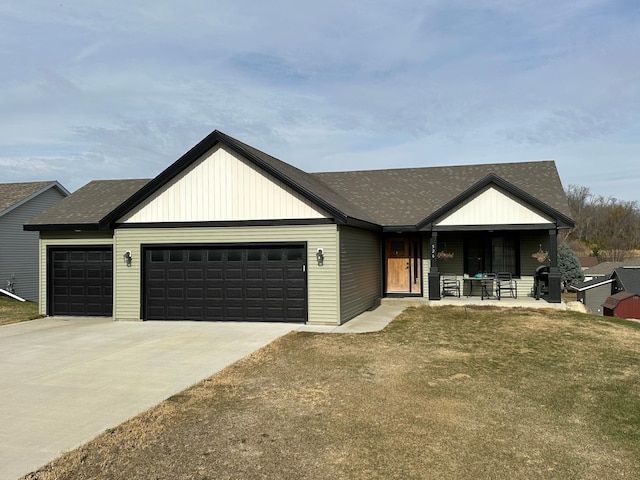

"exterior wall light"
[123, 250, 133, 267]
[316, 248, 324, 266]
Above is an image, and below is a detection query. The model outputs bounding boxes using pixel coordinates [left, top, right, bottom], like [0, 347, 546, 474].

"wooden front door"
[385, 237, 421, 294]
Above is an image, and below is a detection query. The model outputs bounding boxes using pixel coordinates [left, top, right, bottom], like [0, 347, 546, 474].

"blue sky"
[1, 0, 638, 201]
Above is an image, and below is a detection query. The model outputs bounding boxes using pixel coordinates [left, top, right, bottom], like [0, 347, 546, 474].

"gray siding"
[578, 284, 613, 315]
[338, 226, 381, 323]
[0, 188, 66, 301]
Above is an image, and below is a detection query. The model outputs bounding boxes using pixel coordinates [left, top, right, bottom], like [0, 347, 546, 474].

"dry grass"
[0, 296, 41, 326]
[23, 307, 640, 480]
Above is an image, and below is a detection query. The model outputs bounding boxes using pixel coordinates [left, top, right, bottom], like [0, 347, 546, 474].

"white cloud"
[0, 0, 638, 201]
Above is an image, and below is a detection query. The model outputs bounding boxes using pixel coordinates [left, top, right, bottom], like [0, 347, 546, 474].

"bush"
[558, 243, 584, 290]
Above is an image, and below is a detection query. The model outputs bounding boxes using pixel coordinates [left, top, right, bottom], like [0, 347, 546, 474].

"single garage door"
[144, 244, 306, 322]
[48, 247, 113, 316]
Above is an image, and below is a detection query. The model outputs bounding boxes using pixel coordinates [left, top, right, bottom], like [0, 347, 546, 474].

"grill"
[534, 265, 550, 300]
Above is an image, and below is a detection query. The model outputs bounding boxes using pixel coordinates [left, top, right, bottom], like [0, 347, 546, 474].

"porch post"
[428, 232, 441, 300]
[548, 228, 562, 303]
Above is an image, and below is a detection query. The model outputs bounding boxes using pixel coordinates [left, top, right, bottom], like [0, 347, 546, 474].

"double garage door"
[49, 245, 307, 322]
[144, 245, 307, 322]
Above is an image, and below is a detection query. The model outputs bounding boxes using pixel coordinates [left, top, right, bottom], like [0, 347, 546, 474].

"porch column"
[428, 232, 441, 300]
[548, 228, 562, 303]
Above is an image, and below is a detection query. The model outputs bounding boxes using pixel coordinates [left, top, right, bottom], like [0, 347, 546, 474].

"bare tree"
[565, 185, 640, 261]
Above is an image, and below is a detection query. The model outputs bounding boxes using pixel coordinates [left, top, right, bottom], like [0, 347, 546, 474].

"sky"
[1, 0, 639, 202]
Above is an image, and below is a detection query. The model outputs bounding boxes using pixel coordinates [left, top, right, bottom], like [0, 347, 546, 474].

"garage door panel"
[167, 288, 184, 299]
[148, 268, 166, 281]
[53, 268, 68, 279]
[69, 268, 86, 279]
[187, 306, 204, 318]
[49, 248, 113, 317]
[168, 269, 185, 280]
[266, 269, 284, 280]
[207, 269, 223, 280]
[167, 306, 185, 319]
[187, 287, 204, 299]
[207, 287, 223, 297]
[225, 268, 243, 280]
[144, 245, 306, 322]
[187, 269, 204, 280]
[148, 288, 165, 299]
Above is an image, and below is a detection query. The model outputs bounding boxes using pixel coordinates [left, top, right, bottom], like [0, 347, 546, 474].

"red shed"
[602, 292, 640, 319]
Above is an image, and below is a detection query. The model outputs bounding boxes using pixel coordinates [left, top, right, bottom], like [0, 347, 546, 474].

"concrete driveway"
[0, 317, 298, 480]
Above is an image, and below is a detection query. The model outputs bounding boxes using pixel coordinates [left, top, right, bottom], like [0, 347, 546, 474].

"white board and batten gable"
[434, 185, 554, 227]
[119, 146, 329, 223]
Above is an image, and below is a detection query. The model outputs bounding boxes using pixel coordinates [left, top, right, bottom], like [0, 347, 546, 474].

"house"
[578, 256, 599, 275]
[572, 267, 640, 315]
[1, 181, 69, 301]
[572, 277, 616, 314]
[582, 258, 640, 281]
[25, 130, 573, 324]
[603, 292, 640, 320]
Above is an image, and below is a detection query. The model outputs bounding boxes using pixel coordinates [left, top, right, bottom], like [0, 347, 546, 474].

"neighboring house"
[610, 267, 640, 294]
[25, 130, 573, 324]
[572, 277, 616, 314]
[578, 256, 599, 275]
[603, 292, 640, 320]
[582, 258, 640, 281]
[572, 267, 640, 315]
[0, 181, 69, 301]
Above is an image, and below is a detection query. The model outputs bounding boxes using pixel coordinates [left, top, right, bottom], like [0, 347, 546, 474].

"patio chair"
[496, 272, 518, 299]
[441, 274, 461, 298]
[481, 273, 497, 300]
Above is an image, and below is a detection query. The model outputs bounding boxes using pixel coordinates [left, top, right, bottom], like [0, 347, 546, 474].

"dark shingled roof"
[0, 181, 58, 213]
[602, 291, 640, 310]
[612, 267, 640, 295]
[571, 276, 614, 291]
[585, 258, 640, 276]
[312, 161, 571, 227]
[26, 179, 151, 229]
[24, 131, 574, 231]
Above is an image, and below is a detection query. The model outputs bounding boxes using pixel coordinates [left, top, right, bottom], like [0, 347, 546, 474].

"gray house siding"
[0, 187, 66, 301]
[577, 283, 613, 315]
[338, 226, 381, 323]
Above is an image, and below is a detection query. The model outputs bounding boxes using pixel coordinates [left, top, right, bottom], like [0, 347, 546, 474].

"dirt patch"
[0, 297, 41, 326]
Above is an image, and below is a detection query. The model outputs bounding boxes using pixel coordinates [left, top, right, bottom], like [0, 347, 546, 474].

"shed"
[602, 292, 640, 320]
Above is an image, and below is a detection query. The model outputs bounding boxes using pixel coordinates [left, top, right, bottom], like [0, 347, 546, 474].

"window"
[188, 250, 203, 262]
[169, 250, 183, 262]
[463, 233, 520, 277]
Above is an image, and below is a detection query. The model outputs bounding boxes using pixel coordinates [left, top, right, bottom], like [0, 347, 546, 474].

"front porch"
[381, 295, 568, 310]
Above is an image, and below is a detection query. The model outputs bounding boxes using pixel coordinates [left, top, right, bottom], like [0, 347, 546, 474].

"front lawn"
[24, 306, 640, 479]
[0, 296, 41, 326]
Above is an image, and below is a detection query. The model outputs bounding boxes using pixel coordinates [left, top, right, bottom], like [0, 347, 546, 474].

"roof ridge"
[313, 159, 556, 176]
